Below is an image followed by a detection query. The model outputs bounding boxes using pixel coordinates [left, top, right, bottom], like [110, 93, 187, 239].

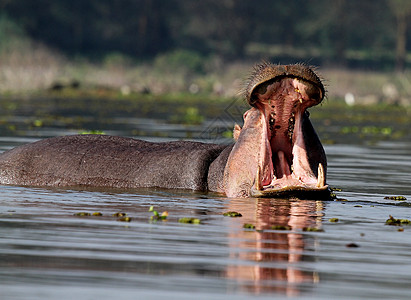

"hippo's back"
[0, 135, 227, 190]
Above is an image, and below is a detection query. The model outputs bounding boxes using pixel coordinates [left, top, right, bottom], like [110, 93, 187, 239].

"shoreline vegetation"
[0, 47, 410, 108]
[1, 78, 410, 144]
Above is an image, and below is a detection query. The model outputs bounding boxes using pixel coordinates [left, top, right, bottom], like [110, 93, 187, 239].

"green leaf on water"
[385, 215, 411, 226]
[223, 211, 242, 217]
[243, 223, 255, 229]
[74, 212, 91, 216]
[270, 225, 291, 230]
[149, 206, 168, 221]
[178, 217, 200, 224]
[303, 227, 324, 232]
[384, 195, 407, 201]
[113, 212, 127, 217]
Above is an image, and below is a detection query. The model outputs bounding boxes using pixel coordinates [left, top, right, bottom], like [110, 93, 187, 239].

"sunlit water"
[1, 103, 411, 299]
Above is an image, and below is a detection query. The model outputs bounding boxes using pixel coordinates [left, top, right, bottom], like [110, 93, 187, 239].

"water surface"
[0, 98, 411, 299]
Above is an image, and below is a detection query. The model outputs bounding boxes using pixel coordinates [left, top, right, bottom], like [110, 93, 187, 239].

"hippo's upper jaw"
[224, 63, 330, 199]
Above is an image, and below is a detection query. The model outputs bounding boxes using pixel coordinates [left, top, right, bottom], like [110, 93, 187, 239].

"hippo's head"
[223, 62, 329, 199]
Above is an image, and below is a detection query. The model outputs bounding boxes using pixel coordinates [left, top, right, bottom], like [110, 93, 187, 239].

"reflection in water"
[226, 198, 324, 296]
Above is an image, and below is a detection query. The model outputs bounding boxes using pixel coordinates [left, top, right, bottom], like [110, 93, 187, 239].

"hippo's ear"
[233, 124, 242, 141]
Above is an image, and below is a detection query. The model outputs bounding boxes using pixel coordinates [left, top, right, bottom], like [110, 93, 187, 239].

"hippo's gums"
[0, 62, 330, 198]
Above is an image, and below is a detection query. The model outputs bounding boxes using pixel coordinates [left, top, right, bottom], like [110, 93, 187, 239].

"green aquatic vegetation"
[384, 196, 407, 201]
[170, 107, 204, 125]
[6, 124, 16, 132]
[113, 212, 127, 217]
[385, 215, 411, 226]
[341, 126, 359, 134]
[322, 139, 336, 145]
[74, 211, 132, 221]
[74, 212, 103, 216]
[353, 205, 363, 207]
[79, 130, 106, 135]
[243, 223, 256, 229]
[74, 212, 91, 216]
[340, 125, 393, 136]
[149, 206, 168, 221]
[183, 107, 204, 124]
[303, 227, 324, 232]
[335, 198, 348, 202]
[33, 119, 43, 127]
[329, 218, 339, 222]
[222, 130, 233, 139]
[178, 217, 201, 224]
[270, 225, 291, 230]
[223, 211, 242, 217]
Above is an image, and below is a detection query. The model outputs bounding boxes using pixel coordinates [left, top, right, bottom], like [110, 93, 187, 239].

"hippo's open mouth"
[248, 68, 329, 198]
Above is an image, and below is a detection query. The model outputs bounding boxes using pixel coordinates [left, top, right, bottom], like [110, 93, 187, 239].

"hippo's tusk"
[255, 165, 263, 190]
[316, 163, 325, 188]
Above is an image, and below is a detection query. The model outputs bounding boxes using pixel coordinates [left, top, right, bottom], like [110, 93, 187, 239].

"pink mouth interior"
[252, 77, 326, 194]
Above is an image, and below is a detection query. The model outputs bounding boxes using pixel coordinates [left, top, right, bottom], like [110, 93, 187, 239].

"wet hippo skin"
[0, 63, 331, 198]
[0, 135, 227, 191]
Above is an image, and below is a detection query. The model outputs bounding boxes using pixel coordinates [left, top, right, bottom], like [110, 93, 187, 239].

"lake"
[0, 96, 410, 299]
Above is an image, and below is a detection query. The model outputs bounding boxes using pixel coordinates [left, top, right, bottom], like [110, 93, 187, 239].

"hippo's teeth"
[287, 116, 295, 141]
[255, 166, 263, 190]
[316, 163, 325, 188]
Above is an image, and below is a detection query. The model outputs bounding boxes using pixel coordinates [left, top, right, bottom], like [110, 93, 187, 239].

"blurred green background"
[0, 0, 411, 105]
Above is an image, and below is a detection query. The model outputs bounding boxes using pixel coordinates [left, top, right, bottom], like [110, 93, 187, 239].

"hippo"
[0, 62, 330, 198]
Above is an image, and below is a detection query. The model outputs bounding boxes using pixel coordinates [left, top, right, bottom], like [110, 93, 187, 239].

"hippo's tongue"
[251, 77, 328, 197]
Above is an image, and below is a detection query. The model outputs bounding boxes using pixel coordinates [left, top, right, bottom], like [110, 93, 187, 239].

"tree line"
[1, 0, 410, 71]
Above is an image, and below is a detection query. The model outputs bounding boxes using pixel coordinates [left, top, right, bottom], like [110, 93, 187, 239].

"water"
[1, 98, 411, 299]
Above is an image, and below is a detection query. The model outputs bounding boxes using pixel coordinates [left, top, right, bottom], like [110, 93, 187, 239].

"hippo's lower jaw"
[251, 148, 329, 199]
[250, 182, 330, 199]
[250, 142, 330, 199]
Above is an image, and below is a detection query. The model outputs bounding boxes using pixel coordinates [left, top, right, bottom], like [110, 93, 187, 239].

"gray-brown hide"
[0, 135, 228, 190]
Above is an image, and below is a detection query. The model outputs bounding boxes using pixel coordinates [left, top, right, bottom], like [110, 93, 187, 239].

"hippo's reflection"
[225, 198, 324, 296]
